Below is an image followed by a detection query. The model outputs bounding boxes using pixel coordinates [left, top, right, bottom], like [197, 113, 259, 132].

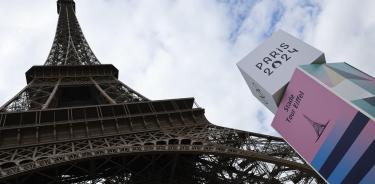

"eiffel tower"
[303, 115, 330, 143]
[0, 0, 324, 183]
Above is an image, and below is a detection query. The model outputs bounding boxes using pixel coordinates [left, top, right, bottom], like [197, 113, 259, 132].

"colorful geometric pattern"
[300, 62, 375, 120]
[272, 68, 374, 183]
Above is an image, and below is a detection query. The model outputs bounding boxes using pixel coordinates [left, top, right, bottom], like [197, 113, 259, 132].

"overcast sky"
[0, 0, 374, 136]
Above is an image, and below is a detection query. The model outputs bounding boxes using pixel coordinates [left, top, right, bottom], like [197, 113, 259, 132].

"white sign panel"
[237, 30, 325, 113]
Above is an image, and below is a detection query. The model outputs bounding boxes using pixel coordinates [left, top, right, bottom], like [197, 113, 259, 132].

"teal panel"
[350, 79, 375, 95]
[352, 99, 375, 120]
[300, 64, 333, 87]
[327, 63, 372, 81]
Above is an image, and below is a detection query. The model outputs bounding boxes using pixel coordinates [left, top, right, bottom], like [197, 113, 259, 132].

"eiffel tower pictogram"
[303, 114, 330, 142]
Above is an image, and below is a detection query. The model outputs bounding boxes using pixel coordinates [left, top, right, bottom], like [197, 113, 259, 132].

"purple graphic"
[272, 68, 357, 162]
[272, 67, 374, 183]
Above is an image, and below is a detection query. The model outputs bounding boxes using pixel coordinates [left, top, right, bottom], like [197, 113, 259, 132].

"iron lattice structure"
[0, 0, 325, 183]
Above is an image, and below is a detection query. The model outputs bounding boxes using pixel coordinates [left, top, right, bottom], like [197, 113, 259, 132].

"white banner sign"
[237, 30, 325, 113]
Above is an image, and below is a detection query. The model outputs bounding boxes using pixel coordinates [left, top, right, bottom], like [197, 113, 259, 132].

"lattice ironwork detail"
[94, 76, 146, 103]
[0, 122, 324, 183]
[45, 0, 100, 65]
[0, 99, 324, 183]
[0, 79, 56, 112]
[0, 72, 147, 113]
